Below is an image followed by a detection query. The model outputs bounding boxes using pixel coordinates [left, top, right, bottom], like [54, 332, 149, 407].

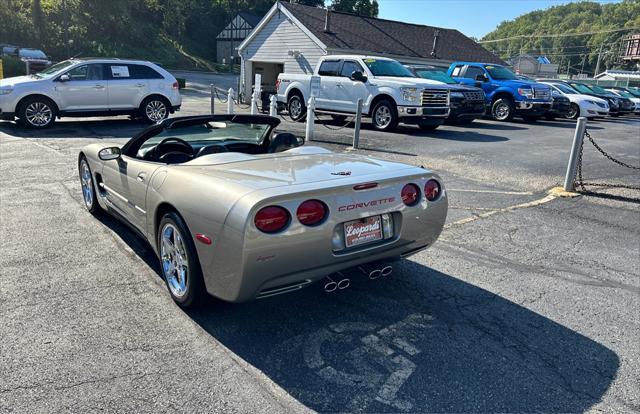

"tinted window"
[464, 66, 485, 80]
[318, 60, 341, 76]
[130, 64, 164, 79]
[66, 64, 103, 81]
[415, 68, 457, 84]
[340, 61, 363, 77]
[484, 65, 517, 80]
[554, 83, 577, 94]
[363, 58, 415, 77]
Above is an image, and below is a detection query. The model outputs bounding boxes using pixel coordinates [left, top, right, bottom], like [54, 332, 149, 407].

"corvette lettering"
[338, 197, 396, 212]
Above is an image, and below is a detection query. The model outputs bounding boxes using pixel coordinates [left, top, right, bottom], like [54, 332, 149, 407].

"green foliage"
[1, 56, 28, 78]
[295, 0, 326, 6]
[0, 0, 276, 71]
[481, 0, 640, 75]
[331, 0, 379, 17]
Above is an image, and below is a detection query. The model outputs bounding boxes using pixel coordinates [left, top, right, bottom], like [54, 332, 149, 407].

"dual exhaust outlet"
[323, 262, 393, 293]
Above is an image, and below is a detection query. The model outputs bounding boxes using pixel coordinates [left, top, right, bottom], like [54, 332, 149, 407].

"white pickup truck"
[276, 55, 451, 131]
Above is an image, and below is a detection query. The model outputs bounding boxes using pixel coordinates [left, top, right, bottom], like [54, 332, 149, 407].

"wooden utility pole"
[594, 43, 604, 77]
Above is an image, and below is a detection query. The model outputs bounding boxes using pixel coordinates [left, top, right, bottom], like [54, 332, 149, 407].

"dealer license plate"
[344, 215, 383, 248]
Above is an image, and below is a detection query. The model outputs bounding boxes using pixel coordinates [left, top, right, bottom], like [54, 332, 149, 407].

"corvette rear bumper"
[194, 172, 448, 303]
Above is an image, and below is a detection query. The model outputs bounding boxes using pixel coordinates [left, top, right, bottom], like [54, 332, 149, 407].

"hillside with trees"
[0, 0, 378, 71]
[481, 0, 640, 76]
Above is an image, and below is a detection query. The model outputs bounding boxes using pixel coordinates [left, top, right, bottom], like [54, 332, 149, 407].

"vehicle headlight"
[0, 88, 13, 95]
[450, 91, 464, 98]
[401, 87, 419, 103]
[517, 87, 533, 98]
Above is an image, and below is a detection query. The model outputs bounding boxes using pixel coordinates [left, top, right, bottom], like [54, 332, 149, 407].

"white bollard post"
[211, 83, 216, 115]
[270, 95, 277, 117]
[352, 99, 363, 149]
[251, 91, 257, 115]
[563, 117, 588, 191]
[227, 88, 234, 115]
[305, 96, 316, 142]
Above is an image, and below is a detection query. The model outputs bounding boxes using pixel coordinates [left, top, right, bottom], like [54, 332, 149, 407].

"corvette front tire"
[157, 212, 207, 308]
[79, 157, 101, 215]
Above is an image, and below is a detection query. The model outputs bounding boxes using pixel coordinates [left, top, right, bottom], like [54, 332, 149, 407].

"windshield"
[19, 49, 47, 59]
[570, 83, 595, 94]
[484, 65, 518, 80]
[36, 60, 75, 78]
[626, 89, 640, 98]
[612, 89, 634, 98]
[363, 59, 415, 78]
[137, 121, 271, 158]
[589, 84, 613, 95]
[553, 83, 577, 94]
[414, 68, 457, 84]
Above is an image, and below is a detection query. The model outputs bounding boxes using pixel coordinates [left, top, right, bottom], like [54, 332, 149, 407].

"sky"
[376, 0, 623, 39]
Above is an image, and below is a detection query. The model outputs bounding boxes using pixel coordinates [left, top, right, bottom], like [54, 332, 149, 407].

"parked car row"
[1, 44, 52, 72]
[0, 58, 181, 128]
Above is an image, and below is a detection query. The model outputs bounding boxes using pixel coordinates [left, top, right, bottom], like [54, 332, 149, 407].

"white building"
[237, 1, 504, 100]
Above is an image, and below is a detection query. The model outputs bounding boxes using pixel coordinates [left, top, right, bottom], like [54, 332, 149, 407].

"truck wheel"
[566, 103, 580, 120]
[371, 99, 398, 131]
[18, 96, 57, 129]
[287, 94, 306, 122]
[491, 98, 514, 121]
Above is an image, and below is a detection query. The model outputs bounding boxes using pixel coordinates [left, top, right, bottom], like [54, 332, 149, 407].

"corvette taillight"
[255, 206, 290, 233]
[425, 179, 441, 201]
[275, 79, 281, 91]
[401, 184, 420, 206]
[297, 200, 328, 226]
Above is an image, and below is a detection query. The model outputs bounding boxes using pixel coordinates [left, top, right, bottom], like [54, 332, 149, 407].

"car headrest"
[158, 152, 193, 164]
[268, 132, 300, 153]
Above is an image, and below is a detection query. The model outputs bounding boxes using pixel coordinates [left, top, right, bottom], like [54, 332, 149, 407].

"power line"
[479, 27, 640, 43]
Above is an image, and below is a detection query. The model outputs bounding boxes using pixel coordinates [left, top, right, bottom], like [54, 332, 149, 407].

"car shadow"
[0, 118, 150, 139]
[412, 129, 510, 142]
[185, 260, 618, 413]
[90, 203, 619, 413]
[462, 120, 529, 131]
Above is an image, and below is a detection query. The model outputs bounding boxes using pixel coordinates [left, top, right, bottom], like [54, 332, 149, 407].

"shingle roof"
[281, 2, 505, 65]
[238, 12, 262, 27]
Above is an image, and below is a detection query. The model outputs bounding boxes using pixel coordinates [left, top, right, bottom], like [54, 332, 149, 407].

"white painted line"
[447, 188, 535, 195]
[444, 194, 557, 229]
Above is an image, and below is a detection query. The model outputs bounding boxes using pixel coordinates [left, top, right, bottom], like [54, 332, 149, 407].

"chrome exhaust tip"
[337, 278, 351, 289]
[381, 265, 393, 277]
[324, 275, 338, 292]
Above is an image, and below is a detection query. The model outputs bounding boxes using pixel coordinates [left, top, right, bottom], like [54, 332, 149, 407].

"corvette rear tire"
[79, 157, 101, 215]
[158, 212, 207, 308]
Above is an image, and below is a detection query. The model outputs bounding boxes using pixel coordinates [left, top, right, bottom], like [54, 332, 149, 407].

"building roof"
[595, 70, 640, 80]
[280, 2, 505, 64]
[237, 12, 262, 27]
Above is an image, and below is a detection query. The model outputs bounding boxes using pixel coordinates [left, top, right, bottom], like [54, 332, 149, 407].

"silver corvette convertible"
[78, 115, 447, 307]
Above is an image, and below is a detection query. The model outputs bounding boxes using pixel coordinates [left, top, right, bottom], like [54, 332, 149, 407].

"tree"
[331, 0, 378, 17]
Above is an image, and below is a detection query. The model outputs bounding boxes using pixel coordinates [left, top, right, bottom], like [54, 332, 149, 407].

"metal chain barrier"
[212, 86, 229, 103]
[575, 129, 640, 192]
[314, 111, 356, 131]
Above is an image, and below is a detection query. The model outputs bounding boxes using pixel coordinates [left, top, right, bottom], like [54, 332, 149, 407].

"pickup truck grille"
[462, 91, 484, 101]
[421, 89, 449, 107]
[533, 88, 550, 100]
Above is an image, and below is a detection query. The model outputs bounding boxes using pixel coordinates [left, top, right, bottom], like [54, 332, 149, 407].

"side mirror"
[58, 74, 70, 82]
[98, 147, 122, 161]
[350, 71, 367, 83]
[475, 74, 487, 82]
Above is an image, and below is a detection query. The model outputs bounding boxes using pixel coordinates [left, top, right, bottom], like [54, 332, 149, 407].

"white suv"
[0, 58, 181, 128]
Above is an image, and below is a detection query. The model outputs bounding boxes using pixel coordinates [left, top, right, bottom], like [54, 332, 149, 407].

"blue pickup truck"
[447, 62, 553, 122]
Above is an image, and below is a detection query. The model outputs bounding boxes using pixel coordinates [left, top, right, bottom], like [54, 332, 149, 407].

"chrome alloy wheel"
[25, 102, 53, 127]
[79, 160, 94, 209]
[289, 97, 302, 118]
[146, 100, 167, 123]
[161, 223, 189, 298]
[374, 105, 392, 129]
[493, 102, 510, 120]
[567, 104, 579, 119]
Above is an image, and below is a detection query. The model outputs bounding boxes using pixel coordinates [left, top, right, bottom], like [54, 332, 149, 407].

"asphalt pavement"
[0, 97, 638, 413]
